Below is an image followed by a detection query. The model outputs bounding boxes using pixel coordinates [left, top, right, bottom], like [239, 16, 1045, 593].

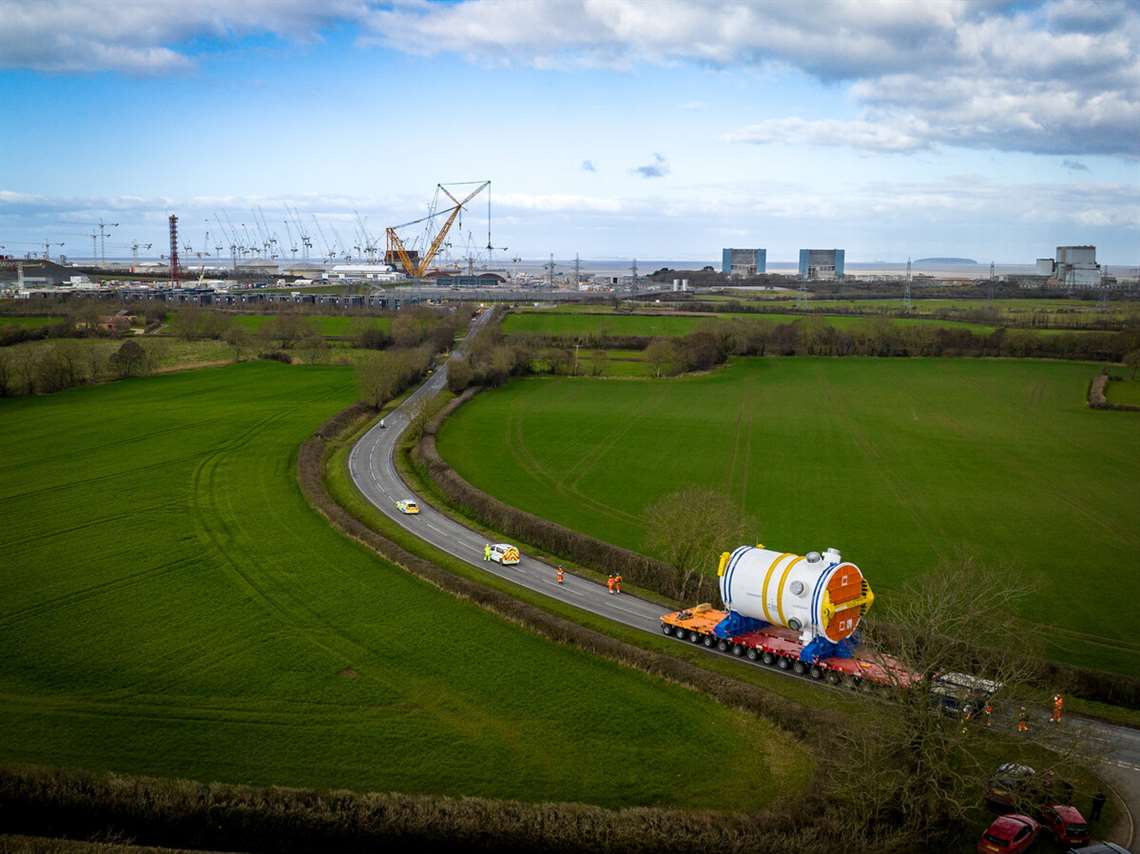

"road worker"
[483, 543, 491, 562]
[556, 566, 565, 585]
[614, 573, 623, 594]
[1017, 706, 1029, 733]
[960, 705, 973, 734]
[1051, 693, 1064, 724]
[983, 701, 993, 728]
[607, 574, 615, 594]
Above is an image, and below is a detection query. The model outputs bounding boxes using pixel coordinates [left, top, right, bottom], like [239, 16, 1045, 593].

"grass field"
[438, 357, 1140, 674]
[0, 315, 68, 329]
[228, 314, 390, 337]
[1106, 376, 1140, 405]
[0, 362, 808, 808]
[503, 310, 1031, 338]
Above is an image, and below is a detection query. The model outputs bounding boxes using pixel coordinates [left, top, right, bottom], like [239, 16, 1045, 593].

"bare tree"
[644, 488, 753, 600]
[834, 554, 1103, 844]
[644, 339, 676, 378]
[224, 326, 254, 362]
[1124, 349, 1140, 381]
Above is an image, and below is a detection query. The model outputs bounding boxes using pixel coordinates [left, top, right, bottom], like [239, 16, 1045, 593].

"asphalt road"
[347, 315, 1139, 838]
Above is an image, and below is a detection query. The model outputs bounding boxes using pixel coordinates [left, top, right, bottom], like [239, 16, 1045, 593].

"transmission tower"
[988, 261, 996, 304]
[631, 258, 638, 292]
[169, 214, 181, 288]
[574, 252, 581, 289]
[903, 256, 913, 310]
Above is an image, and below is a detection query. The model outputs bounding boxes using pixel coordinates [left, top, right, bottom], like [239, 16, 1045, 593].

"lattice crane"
[386, 181, 490, 279]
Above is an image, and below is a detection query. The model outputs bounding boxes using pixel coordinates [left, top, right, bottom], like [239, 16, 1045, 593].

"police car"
[489, 544, 521, 565]
[395, 499, 420, 515]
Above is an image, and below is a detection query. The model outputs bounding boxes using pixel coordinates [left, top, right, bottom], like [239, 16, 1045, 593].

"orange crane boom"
[386, 181, 490, 278]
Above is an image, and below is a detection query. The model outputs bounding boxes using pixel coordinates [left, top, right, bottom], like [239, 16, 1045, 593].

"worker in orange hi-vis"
[556, 566, 565, 585]
[983, 701, 993, 728]
[1051, 693, 1064, 724]
[1017, 706, 1030, 733]
[614, 573, 623, 594]
[607, 574, 615, 594]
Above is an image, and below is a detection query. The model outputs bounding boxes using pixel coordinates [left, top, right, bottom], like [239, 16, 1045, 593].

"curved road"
[348, 316, 1139, 837]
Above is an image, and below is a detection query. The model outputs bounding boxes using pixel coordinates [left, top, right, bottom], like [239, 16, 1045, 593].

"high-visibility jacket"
[607, 577, 615, 591]
[556, 569, 564, 583]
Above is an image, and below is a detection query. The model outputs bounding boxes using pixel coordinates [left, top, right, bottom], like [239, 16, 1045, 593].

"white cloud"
[724, 117, 932, 153]
[631, 153, 670, 178]
[0, 0, 365, 73]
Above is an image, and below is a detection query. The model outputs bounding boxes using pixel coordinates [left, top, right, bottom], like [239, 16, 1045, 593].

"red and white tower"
[168, 214, 181, 288]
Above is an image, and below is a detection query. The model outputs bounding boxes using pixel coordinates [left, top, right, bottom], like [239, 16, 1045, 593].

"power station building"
[1054, 245, 1101, 287]
[799, 248, 845, 281]
[722, 248, 767, 277]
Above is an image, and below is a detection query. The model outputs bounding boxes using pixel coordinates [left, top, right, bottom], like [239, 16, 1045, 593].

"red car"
[978, 813, 1040, 853]
[1040, 804, 1089, 847]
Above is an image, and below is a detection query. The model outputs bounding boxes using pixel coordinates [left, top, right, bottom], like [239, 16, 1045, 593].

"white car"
[395, 499, 420, 515]
[489, 543, 520, 565]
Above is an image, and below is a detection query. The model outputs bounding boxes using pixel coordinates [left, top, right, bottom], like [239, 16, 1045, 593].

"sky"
[1, 0, 1138, 265]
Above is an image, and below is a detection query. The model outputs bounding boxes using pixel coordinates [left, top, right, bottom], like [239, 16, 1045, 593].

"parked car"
[986, 763, 1036, 807]
[1040, 804, 1089, 847]
[1066, 845, 1132, 854]
[978, 814, 1039, 853]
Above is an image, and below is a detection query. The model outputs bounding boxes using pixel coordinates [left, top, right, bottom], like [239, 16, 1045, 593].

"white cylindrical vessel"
[717, 545, 874, 645]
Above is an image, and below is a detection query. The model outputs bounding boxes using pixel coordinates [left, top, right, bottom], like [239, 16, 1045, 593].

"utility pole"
[574, 252, 581, 289]
[631, 258, 638, 292]
[988, 261, 996, 304]
[903, 256, 913, 310]
[547, 253, 554, 288]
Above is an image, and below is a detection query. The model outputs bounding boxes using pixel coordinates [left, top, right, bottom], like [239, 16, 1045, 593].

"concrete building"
[1035, 258, 1055, 276]
[324, 264, 402, 282]
[798, 249, 845, 281]
[1055, 245, 1101, 287]
[722, 248, 767, 277]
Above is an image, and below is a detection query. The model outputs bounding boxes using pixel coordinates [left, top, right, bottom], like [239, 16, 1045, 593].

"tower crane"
[386, 180, 490, 279]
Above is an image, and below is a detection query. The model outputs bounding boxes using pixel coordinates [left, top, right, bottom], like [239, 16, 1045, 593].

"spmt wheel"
[716, 640, 729, 653]
[792, 661, 807, 676]
[776, 657, 791, 670]
[702, 635, 715, 648]
[661, 623, 673, 636]
[746, 648, 759, 661]
[761, 652, 775, 666]
[732, 644, 744, 657]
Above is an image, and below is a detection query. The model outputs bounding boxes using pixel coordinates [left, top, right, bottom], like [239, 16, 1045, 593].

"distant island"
[913, 257, 978, 265]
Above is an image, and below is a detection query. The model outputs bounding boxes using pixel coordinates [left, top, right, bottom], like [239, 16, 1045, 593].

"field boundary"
[1089, 372, 1140, 411]
[0, 764, 855, 854]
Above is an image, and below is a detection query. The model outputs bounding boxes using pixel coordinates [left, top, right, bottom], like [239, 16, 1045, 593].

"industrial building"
[798, 249, 845, 281]
[1054, 245, 1101, 288]
[722, 248, 767, 277]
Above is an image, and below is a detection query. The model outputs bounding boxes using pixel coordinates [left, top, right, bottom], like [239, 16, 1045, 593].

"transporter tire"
[717, 640, 729, 653]
[777, 657, 791, 670]
[661, 623, 673, 636]
[689, 631, 701, 643]
[746, 647, 759, 661]
[732, 644, 744, 657]
[826, 672, 841, 685]
[703, 635, 715, 648]
[810, 666, 823, 680]
[674, 628, 688, 642]
[844, 675, 861, 690]
[761, 652, 775, 666]
[792, 661, 807, 676]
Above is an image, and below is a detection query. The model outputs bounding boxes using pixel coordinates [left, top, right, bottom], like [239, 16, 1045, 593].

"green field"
[228, 314, 390, 337]
[503, 311, 1004, 338]
[438, 358, 1140, 673]
[1106, 377, 1140, 405]
[0, 363, 808, 807]
[0, 315, 68, 329]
